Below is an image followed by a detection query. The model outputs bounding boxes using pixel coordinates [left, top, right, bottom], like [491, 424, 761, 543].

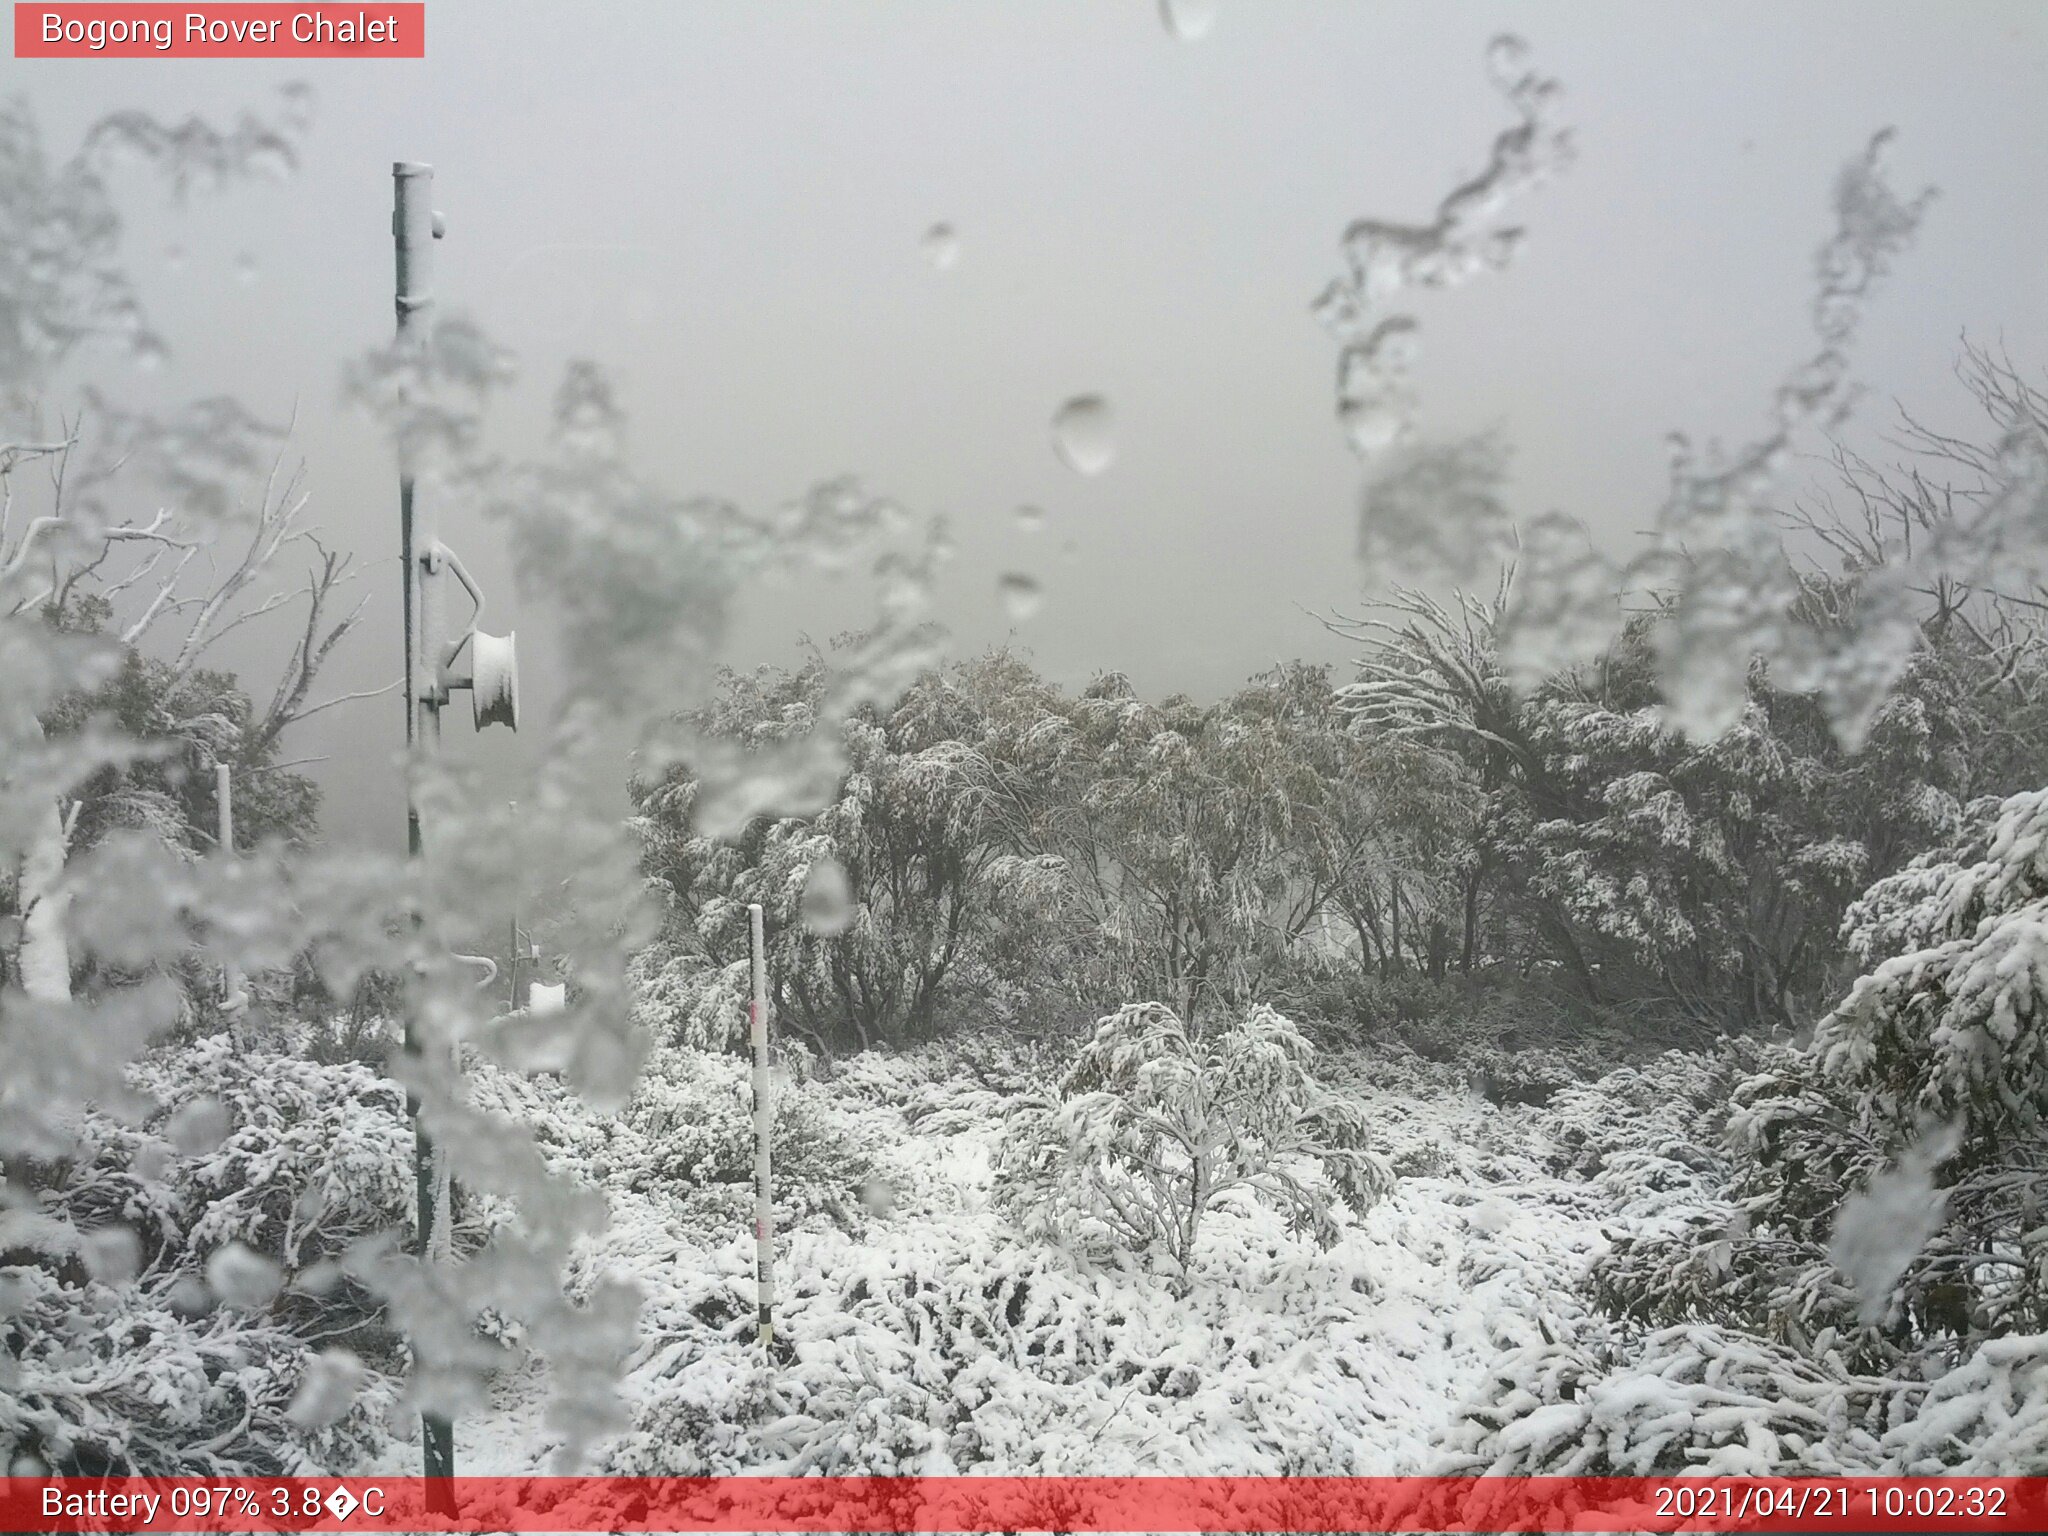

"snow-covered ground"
[399, 1045, 1680, 1477]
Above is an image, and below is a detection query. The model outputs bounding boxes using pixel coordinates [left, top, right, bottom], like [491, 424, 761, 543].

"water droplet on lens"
[234, 252, 258, 285]
[166, 1097, 231, 1155]
[999, 571, 1043, 620]
[1340, 400, 1403, 459]
[1015, 504, 1047, 534]
[165, 244, 186, 271]
[205, 1242, 283, 1309]
[294, 1260, 343, 1295]
[1052, 395, 1116, 476]
[800, 858, 855, 936]
[287, 1350, 366, 1429]
[81, 1227, 142, 1284]
[166, 1274, 216, 1318]
[248, 142, 296, 182]
[921, 222, 960, 271]
[1159, 0, 1219, 41]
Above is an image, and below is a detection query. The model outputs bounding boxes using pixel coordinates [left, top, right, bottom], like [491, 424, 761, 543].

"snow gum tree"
[631, 648, 1069, 1052]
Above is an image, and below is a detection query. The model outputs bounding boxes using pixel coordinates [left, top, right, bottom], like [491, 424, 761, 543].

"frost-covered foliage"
[1726, 788, 2048, 1347]
[1342, 583, 2038, 1034]
[2, 84, 927, 1476]
[632, 650, 1069, 1051]
[1450, 789, 2048, 1476]
[998, 1003, 1392, 1282]
[2, 1034, 411, 1474]
[634, 651, 1475, 1047]
[594, 1039, 1591, 1479]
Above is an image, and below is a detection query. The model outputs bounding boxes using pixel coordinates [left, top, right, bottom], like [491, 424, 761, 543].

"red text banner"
[2, 1476, 2046, 1533]
[15, 4, 424, 58]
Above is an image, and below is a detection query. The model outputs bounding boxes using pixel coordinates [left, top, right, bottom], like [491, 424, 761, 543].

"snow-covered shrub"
[612, 1045, 885, 1231]
[1715, 788, 2048, 1351]
[461, 1042, 632, 1169]
[132, 1036, 415, 1265]
[1459, 789, 2048, 1476]
[1442, 1321, 2048, 1476]
[2, 1034, 414, 1474]
[998, 1003, 1392, 1282]
[602, 1202, 1438, 1477]
[1439, 1322, 1911, 1475]
[1883, 1334, 2048, 1474]
[0, 1263, 400, 1476]
[20, 1035, 415, 1332]
[1538, 1045, 1755, 1213]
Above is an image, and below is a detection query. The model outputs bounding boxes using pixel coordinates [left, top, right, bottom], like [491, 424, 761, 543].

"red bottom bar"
[2, 1476, 2043, 1533]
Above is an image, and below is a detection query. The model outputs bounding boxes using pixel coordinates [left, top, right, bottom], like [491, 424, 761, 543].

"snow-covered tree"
[632, 647, 1069, 1051]
[998, 1002, 1392, 1285]
[0, 94, 373, 1004]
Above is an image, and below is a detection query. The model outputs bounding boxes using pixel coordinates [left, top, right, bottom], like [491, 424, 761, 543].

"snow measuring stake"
[392, 160, 520, 1494]
[750, 902, 776, 1348]
[213, 763, 248, 1024]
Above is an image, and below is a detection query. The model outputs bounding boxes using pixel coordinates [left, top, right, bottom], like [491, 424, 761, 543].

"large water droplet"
[81, 1227, 141, 1284]
[166, 1097, 231, 1155]
[1159, 0, 1219, 41]
[1052, 395, 1116, 476]
[1487, 33, 1531, 79]
[921, 222, 960, 271]
[131, 333, 169, 374]
[165, 1274, 217, 1318]
[999, 571, 1043, 621]
[1339, 399, 1404, 459]
[248, 142, 296, 182]
[800, 858, 855, 936]
[1014, 504, 1047, 535]
[287, 1349, 367, 1429]
[206, 1242, 283, 1309]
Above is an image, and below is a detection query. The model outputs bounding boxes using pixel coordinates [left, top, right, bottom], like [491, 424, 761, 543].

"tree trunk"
[14, 717, 74, 1002]
[19, 797, 73, 1002]
[1460, 866, 1481, 973]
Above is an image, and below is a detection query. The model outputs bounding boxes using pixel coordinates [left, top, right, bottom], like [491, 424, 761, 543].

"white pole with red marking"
[748, 901, 775, 1348]
[215, 762, 249, 1027]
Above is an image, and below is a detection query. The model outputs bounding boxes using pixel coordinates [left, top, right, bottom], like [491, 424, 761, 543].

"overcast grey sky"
[19, 1, 2048, 847]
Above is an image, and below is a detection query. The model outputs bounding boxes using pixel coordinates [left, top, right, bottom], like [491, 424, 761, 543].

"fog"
[17, 0, 2048, 846]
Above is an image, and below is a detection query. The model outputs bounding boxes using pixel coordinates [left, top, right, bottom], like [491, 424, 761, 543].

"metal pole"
[393, 159, 456, 1493]
[749, 902, 775, 1348]
[507, 801, 520, 1013]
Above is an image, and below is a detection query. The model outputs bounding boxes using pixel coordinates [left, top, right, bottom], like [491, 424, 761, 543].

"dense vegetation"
[6, 75, 2047, 1486]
